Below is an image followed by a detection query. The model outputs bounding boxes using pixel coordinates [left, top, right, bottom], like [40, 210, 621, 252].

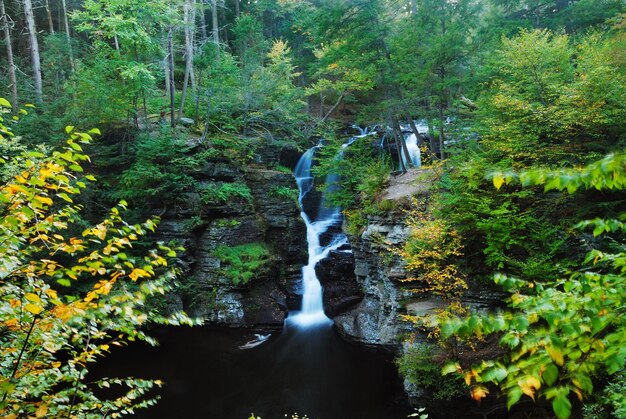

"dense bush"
[213, 243, 272, 285]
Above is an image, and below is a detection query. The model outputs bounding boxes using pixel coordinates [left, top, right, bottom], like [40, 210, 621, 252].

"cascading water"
[288, 132, 369, 328]
[402, 133, 422, 167]
[400, 120, 429, 169]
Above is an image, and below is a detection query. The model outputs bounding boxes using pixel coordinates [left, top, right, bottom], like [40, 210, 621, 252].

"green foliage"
[0, 104, 196, 417]
[313, 135, 390, 234]
[200, 182, 252, 206]
[112, 128, 198, 209]
[478, 29, 626, 165]
[269, 185, 298, 204]
[441, 152, 626, 418]
[397, 344, 466, 401]
[582, 369, 626, 419]
[213, 243, 272, 286]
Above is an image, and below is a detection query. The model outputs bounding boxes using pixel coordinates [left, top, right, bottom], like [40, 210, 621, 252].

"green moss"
[213, 243, 272, 285]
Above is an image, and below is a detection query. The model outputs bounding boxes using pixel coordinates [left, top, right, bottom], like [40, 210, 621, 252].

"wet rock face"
[333, 216, 414, 348]
[316, 246, 362, 317]
[156, 153, 307, 329]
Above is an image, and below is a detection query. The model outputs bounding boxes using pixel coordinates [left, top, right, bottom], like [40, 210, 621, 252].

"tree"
[22, 0, 43, 104]
[0, 0, 17, 111]
[441, 153, 626, 419]
[0, 100, 196, 416]
[477, 29, 626, 166]
[178, 0, 197, 122]
[71, 0, 172, 127]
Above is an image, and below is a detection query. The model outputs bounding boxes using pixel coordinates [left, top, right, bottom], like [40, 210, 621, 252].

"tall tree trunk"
[391, 124, 407, 173]
[1, 0, 18, 111]
[392, 116, 413, 169]
[211, 0, 219, 60]
[219, 0, 227, 44]
[438, 104, 445, 160]
[438, 67, 446, 160]
[44, 0, 54, 33]
[60, 0, 75, 72]
[199, 0, 208, 41]
[168, 25, 176, 127]
[200, 90, 211, 143]
[23, 0, 43, 104]
[234, 0, 240, 19]
[178, 0, 195, 122]
[426, 117, 438, 157]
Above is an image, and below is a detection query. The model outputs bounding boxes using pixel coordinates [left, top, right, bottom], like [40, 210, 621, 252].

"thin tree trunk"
[320, 92, 344, 123]
[1, 0, 17, 111]
[219, 0, 227, 43]
[45, 0, 54, 33]
[199, 0, 208, 41]
[438, 104, 445, 160]
[211, 0, 219, 60]
[178, 0, 194, 122]
[168, 25, 176, 127]
[426, 117, 438, 157]
[60, 0, 75, 72]
[200, 90, 211, 143]
[392, 116, 413, 169]
[234, 0, 239, 18]
[392, 125, 407, 173]
[23, 0, 43, 104]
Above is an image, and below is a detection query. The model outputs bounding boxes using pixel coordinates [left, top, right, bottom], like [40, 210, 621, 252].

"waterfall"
[400, 120, 429, 169]
[289, 134, 364, 328]
[402, 133, 421, 167]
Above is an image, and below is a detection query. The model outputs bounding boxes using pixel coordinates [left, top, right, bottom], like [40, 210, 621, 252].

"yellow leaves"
[129, 268, 149, 281]
[471, 386, 489, 402]
[518, 375, 541, 400]
[24, 303, 43, 315]
[25, 293, 40, 303]
[547, 346, 564, 366]
[35, 404, 48, 418]
[493, 173, 505, 190]
[33, 195, 53, 207]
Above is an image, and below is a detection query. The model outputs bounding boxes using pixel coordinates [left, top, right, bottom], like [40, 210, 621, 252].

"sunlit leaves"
[0, 110, 198, 417]
[442, 152, 626, 418]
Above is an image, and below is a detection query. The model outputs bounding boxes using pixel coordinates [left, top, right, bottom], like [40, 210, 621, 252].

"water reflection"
[99, 323, 410, 419]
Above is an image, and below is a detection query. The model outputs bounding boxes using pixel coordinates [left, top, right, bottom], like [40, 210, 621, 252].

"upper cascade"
[288, 134, 362, 329]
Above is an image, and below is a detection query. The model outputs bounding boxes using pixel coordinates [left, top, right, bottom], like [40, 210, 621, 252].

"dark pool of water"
[96, 321, 412, 419]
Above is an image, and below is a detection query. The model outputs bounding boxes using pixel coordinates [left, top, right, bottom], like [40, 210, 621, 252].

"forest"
[1, 0, 625, 418]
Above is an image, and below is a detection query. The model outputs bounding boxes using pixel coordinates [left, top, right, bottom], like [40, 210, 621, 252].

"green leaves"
[0, 119, 197, 417]
[440, 149, 626, 418]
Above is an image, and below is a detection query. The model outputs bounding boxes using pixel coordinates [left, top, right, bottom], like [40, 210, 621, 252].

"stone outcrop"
[156, 143, 307, 329]
[316, 245, 362, 317]
[333, 215, 415, 348]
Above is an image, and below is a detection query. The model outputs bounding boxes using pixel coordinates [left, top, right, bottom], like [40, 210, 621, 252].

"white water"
[400, 120, 428, 169]
[402, 133, 422, 167]
[288, 134, 365, 328]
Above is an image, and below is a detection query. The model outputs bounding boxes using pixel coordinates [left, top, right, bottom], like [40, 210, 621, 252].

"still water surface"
[100, 321, 411, 419]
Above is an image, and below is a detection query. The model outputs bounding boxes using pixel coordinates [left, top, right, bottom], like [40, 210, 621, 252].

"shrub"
[213, 243, 272, 285]
[200, 182, 253, 205]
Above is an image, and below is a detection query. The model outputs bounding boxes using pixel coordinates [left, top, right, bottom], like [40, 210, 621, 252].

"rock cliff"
[157, 142, 307, 329]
